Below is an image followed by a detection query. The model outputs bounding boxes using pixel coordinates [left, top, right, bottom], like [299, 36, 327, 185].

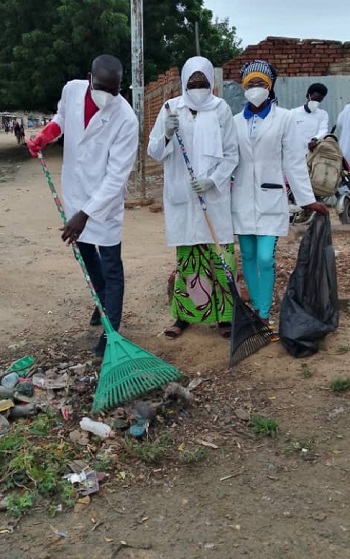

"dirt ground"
[2, 130, 350, 559]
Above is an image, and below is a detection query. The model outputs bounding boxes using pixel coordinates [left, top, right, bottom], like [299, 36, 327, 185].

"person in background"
[231, 60, 328, 327]
[290, 83, 329, 154]
[27, 54, 138, 357]
[148, 56, 238, 339]
[336, 102, 350, 164]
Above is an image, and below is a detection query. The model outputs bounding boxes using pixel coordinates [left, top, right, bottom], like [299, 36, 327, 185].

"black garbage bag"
[279, 213, 338, 357]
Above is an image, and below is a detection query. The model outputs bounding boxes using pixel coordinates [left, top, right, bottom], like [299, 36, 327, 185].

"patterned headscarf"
[240, 59, 277, 90]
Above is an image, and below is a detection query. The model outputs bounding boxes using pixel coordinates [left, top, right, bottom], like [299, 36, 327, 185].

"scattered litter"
[0, 399, 14, 413]
[16, 379, 34, 398]
[9, 404, 38, 418]
[50, 525, 68, 538]
[128, 418, 150, 438]
[64, 469, 100, 495]
[0, 414, 10, 435]
[1, 372, 19, 391]
[4, 355, 35, 378]
[0, 387, 14, 399]
[164, 383, 193, 403]
[195, 439, 219, 449]
[187, 376, 207, 390]
[79, 417, 114, 438]
[128, 401, 157, 422]
[60, 405, 73, 420]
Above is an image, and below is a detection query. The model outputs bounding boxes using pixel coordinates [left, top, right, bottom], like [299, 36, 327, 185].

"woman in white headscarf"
[148, 56, 238, 339]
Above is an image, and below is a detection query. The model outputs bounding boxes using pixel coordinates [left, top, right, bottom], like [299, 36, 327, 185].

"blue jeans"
[77, 242, 124, 331]
[238, 235, 278, 319]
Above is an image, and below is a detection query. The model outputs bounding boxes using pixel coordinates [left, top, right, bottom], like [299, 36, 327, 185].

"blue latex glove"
[191, 178, 215, 193]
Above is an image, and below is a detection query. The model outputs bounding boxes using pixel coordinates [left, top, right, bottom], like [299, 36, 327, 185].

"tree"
[0, 0, 241, 112]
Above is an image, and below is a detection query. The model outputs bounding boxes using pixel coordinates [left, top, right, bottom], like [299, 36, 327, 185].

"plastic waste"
[5, 355, 35, 377]
[1, 372, 19, 391]
[0, 414, 10, 435]
[79, 417, 113, 438]
[279, 214, 338, 357]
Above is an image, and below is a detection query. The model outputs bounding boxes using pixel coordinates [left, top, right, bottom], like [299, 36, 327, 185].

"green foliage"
[0, 414, 78, 517]
[6, 491, 34, 518]
[300, 363, 313, 378]
[124, 433, 173, 464]
[178, 446, 208, 464]
[250, 414, 278, 437]
[330, 377, 350, 392]
[0, 0, 241, 111]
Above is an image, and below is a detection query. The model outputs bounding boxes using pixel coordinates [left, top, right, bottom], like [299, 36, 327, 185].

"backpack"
[306, 135, 343, 197]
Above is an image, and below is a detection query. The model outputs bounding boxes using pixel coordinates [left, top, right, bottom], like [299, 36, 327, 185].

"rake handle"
[164, 102, 236, 290]
[37, 152, 113, 332]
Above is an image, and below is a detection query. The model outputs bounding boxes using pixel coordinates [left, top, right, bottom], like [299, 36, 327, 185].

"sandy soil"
[2, 131, 350, 559]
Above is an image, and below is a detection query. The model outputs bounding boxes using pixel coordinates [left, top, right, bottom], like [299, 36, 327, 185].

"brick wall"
[223, 36, 350, 81]
[144, 67, 181, 151]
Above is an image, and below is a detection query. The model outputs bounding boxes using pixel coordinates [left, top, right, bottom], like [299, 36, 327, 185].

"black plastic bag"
[279, 214, 338, 357]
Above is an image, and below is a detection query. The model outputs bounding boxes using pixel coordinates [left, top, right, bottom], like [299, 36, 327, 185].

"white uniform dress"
[231, 104, 316, 237]
[53, 80, 139, 246]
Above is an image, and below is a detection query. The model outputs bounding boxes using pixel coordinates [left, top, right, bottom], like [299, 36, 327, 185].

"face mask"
[186, 88, 210, 106]
[308, 100, 320, 112]
[91, 88, 114, 110]
[244, 87, 269, 108]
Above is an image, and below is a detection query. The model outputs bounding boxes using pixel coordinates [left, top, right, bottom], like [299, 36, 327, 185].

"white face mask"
[186, 88, 210, 106]
[91, 88, 114, 110]
[244, 87, 269, 108]
[308, 100, 320, 112]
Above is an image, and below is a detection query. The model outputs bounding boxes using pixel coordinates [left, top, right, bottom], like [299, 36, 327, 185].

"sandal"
[164, 320, 189, 339]
[218, 322, 231, 338]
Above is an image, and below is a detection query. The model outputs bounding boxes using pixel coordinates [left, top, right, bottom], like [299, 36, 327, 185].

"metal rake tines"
[230, 328, 277, 366]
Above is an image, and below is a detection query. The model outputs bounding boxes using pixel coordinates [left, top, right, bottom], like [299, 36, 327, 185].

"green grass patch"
[330, 378, 350, 392]
[0, 413, 79, 517]
[250, 414, 278, 437]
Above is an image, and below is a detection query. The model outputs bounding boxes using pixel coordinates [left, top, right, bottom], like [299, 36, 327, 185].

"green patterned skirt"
[171, 243, 236, 324]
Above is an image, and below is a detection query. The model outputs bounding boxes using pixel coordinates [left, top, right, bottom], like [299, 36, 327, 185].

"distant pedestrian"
[290, 83, 329, 154]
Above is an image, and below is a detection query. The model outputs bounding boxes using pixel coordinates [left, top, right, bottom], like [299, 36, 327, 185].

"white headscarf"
[179, 56, 221, 112]
[178, 56, 224, 178]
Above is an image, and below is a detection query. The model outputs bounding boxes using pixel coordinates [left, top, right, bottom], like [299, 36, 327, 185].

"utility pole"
[131, 0, 145, 197]
[195, 21, 201, 56]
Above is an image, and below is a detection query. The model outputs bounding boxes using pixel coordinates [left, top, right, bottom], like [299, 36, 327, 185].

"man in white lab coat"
[337, 102, 350, 164]
[27, 54, 139, 356]
[290, 83, 329, 154]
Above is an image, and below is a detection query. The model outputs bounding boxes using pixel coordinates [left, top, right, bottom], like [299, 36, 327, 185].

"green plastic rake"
[37, 153, 182, 412]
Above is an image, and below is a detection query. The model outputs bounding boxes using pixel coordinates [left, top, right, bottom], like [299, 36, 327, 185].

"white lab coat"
[290, 105, 329, 154]
[231, 104, 315, 237]
[147, 97, 238, 246]
[52, 80, 138, 246]
[337, 103, 350, 164]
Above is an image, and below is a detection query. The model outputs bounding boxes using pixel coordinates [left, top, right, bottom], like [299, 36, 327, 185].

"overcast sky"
[204, 0, 350, 47]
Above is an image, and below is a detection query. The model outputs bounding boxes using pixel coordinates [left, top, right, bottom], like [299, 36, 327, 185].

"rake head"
[230, 300, 277, 366]
[92, 331, 182, 412]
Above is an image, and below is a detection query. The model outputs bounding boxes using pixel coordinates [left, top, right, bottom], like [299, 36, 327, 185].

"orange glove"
[27, 122, 61, 158]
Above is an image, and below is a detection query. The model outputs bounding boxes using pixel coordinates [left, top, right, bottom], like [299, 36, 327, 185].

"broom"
[37, 152, 181, 412]
[164, 103, 276, 365]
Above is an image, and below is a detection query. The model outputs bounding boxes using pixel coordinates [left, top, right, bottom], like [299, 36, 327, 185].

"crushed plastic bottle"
[79, 417, 113, 438]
